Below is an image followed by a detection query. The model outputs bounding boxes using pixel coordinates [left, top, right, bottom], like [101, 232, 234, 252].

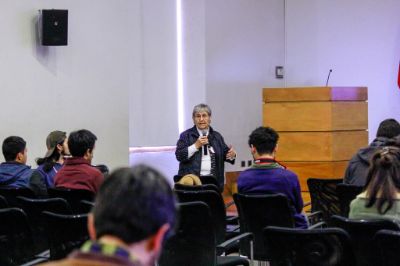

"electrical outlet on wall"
[275, 66, 284, 79]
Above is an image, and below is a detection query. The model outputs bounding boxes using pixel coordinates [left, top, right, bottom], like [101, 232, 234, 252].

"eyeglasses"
[194, 113, 209, 119]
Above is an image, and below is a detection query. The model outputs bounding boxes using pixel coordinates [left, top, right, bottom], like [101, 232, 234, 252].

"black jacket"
[343, 137, 389, 186]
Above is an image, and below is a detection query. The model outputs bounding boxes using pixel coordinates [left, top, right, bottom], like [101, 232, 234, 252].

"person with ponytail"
[349, 146, 400, 220]
[29, 131, 69, 197]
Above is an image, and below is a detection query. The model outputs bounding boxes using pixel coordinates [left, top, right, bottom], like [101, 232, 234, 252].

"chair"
[263, 226, 355, 266]
[42, 211, 89, 260]
[175, 190, 237, 246]
[0, 187, 35, 207]
[158, 201, 252, 266]
[330, 215, 400, 266]
[174, 183, 238, 227]
[336, 183, 364, 217]
[93, 164, 109, 177]
[79, 200, 95, 213]
[48, 187, 94, 213]
[0, 195, 9, 209]
[0, 208, 47, 265]
[199, 175, 221, 188]
[233, 193, 295, 262]
[373, 229, 400, 266]
[307, 178, 342, 222]
[16, 196, 72, 253]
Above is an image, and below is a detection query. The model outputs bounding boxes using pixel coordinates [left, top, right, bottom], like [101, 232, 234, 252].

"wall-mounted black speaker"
[41, 9, 68, 46]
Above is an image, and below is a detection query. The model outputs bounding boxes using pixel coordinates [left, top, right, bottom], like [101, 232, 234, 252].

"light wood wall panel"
[264, 102, 367, 131]
[263, 86, 368, 102]
[277, 131, 368, 161]
[284, 161, 348, 191]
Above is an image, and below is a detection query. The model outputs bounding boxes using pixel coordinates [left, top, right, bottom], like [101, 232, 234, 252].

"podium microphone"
[325, 69, 333, 86]
[201, 130, 208, 155]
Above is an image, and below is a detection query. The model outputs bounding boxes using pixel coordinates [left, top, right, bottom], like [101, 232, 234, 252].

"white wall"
[181, 0, 207, 128]
[129, 0, 179, 147]
[130, 0, 285, 174]
[285, 0, 400, 140]
[204, 0, 285, 171]
[0, 0, 131, 169]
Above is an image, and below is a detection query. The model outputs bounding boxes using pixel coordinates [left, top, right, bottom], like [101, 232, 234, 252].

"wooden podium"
[263, 86, 368, 193]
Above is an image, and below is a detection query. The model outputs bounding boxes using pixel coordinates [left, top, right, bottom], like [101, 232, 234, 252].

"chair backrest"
[264, 226, 356, 266]
[233, 193, 294, 261]
[307, 178, 342, 221]
[336, 183, 364, 217]
[0, 208, 36, 265]
[373, 229, 400, 266]
[42, 211, 89, 260]
[17, 196, 72, 218]
[175, 190, 226, 244]
[0, 187, 35, 207]
[174, 183, 220, 193]
[0, 195, 9, 209]
[48, 187, 94, 213]
[330, 215, 400, 266]
[79, 200, 94, 213]
[16, 196, 73, 253]
[158, 201, 216, 266]
[93, 164, 109, 177]
[199, 175, 220, 187]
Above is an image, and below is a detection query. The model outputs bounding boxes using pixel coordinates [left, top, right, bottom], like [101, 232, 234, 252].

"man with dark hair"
[237, 127, 307, 228]
[344, 118, 400, 186]
[0, 136, 33, 188]
[54, 129, 103, 193]
[41, 165, 177, 266]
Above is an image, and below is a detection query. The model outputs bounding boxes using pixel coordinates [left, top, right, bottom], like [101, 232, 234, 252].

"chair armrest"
[21, 256, 49, 266]
[35, 249, 50, 259]
[308, 221, 326, 229]
[216, 232, 253, 255]
[226, 215, 239, 224]
[226, 224, 240, 233]
[225, 200, 235, 208]
[306, 210, 324, 225]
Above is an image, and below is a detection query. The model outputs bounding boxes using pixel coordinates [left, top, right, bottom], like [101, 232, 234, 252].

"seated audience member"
[40, 165, 177, 266]
[177, 174, 202, 186]
[54, 129, 103, 193]
[0, 136, 33, 188]
[237, 126, 307, 228]
[344, 118, 400, 186]
[349, 146, 400, 221]
[30, 131, 69, 197]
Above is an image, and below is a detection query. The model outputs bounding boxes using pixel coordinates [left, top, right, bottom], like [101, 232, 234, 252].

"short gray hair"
[192, 104, 212, 118]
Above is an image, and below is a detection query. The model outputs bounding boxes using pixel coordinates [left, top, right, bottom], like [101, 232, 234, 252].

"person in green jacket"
[350, 146, 400, 221]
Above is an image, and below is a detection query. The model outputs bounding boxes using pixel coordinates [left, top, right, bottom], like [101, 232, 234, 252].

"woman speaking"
[175, 103, 236, 191]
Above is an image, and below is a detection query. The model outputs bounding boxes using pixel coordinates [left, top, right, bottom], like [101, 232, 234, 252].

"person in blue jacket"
[0, 136, 33, 188]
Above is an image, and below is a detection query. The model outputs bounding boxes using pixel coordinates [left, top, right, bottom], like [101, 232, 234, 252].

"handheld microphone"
[325, 69, 333, 87]
[201, 130, 208, 155]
